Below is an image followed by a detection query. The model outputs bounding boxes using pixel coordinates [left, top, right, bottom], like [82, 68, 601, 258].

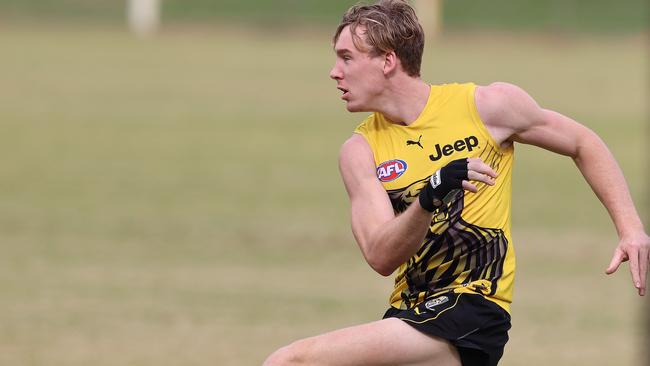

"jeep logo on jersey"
[429, 136, 480, 161]
[377, 159, 407, 182]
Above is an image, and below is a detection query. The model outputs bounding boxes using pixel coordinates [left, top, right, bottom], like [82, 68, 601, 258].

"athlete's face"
[329, 26, 386, 112]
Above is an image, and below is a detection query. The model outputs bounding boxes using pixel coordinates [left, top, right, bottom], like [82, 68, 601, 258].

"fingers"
[628, 248, 642, 296]
[605, 248, 627, 275]
[467, 158, 498, 178]
[465, 158, 496, 189]
[606, 238, 650, 296]
[638, 247, 648, 296]
[467, 170, 496, 186]
[461, 180, 478, 193]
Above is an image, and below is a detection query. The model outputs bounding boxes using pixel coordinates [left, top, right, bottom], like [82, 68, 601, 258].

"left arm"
[476, 82, 649, 296]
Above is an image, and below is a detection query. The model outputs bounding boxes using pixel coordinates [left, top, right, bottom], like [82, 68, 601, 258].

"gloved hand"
[418, 158, 468, 211]
[419, 158, 497, 212]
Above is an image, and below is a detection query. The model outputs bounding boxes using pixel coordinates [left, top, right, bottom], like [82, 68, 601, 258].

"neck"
[375, 77, 431, 126]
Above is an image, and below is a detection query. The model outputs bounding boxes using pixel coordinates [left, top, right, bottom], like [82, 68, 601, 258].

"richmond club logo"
[377, 159, 407, 182]
[424, 295, 450, 311]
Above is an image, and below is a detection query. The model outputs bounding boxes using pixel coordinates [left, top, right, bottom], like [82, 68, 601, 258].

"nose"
[329, 63, 342, 80]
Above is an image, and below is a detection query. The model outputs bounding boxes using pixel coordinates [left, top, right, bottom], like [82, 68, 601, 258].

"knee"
[262, 339, 313, 366]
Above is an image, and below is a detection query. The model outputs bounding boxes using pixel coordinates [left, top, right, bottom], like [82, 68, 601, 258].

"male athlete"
[263, 1, 649, 365]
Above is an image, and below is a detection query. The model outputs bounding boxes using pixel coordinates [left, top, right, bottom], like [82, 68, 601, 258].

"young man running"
[264, 1, 649, 365]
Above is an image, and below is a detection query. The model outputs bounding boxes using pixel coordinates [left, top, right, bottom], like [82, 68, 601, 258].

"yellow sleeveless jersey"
[354, 83, 515, 313]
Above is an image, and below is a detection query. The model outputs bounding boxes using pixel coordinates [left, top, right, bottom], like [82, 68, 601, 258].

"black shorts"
[383, 291, 511, 366]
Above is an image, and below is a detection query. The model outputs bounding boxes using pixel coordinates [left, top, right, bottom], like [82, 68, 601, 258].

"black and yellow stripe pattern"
[388, 187, 508, 309]
[354, 82, 515, 313]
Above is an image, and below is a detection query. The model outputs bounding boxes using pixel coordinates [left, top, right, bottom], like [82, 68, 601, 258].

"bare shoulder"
[475, 82, 541, 126]
[475, 82, 545, 145]
[339, 133, 374, 169]
[475, 82, 527, 111]
[338, 134, 377, 197]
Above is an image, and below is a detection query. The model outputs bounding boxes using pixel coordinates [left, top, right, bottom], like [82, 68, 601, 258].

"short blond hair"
[333, 0, 425, 77]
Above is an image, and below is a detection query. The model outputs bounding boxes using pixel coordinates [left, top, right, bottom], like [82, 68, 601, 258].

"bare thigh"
[263, 317, 461, 366]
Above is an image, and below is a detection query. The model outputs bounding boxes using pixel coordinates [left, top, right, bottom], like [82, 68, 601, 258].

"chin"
[345, 101, 368, 113]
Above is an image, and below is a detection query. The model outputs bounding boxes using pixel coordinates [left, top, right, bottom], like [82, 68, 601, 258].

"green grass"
[444, 0, 649, 32]
[0, 25, 646, 365]
[0, 0, 647, 32]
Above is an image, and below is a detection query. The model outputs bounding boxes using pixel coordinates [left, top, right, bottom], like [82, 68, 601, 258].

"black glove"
[418, 158, 468, 212]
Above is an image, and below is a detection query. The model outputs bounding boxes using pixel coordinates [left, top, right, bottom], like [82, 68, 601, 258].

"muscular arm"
[476, 82, 650, 295]
[339, 134, 496, 276]
[338, 134, 434, 276]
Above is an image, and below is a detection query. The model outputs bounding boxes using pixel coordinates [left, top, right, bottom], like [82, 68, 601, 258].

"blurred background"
[0, 1, 647, 365]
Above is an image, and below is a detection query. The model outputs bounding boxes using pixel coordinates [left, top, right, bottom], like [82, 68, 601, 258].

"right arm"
[338, 134, 496, 276]
[338, 134, 434, 276]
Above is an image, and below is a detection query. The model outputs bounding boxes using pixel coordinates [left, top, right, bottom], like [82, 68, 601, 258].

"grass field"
[0, 0, 647, 32]
[0, 25, 647, 365]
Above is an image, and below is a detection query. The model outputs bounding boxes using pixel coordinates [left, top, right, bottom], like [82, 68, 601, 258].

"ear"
[383, 50, 398, 75]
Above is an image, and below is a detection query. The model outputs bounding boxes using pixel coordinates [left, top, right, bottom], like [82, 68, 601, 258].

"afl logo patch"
[377, 159, 407, 182]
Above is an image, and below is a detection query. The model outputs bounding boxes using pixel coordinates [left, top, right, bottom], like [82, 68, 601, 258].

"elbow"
[355, 232, 400, 277]
[572, 128, 604, 163]
[377, 268, 395, 277]
[370, 263, 395, 277]
[366, 256, 397, 277]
